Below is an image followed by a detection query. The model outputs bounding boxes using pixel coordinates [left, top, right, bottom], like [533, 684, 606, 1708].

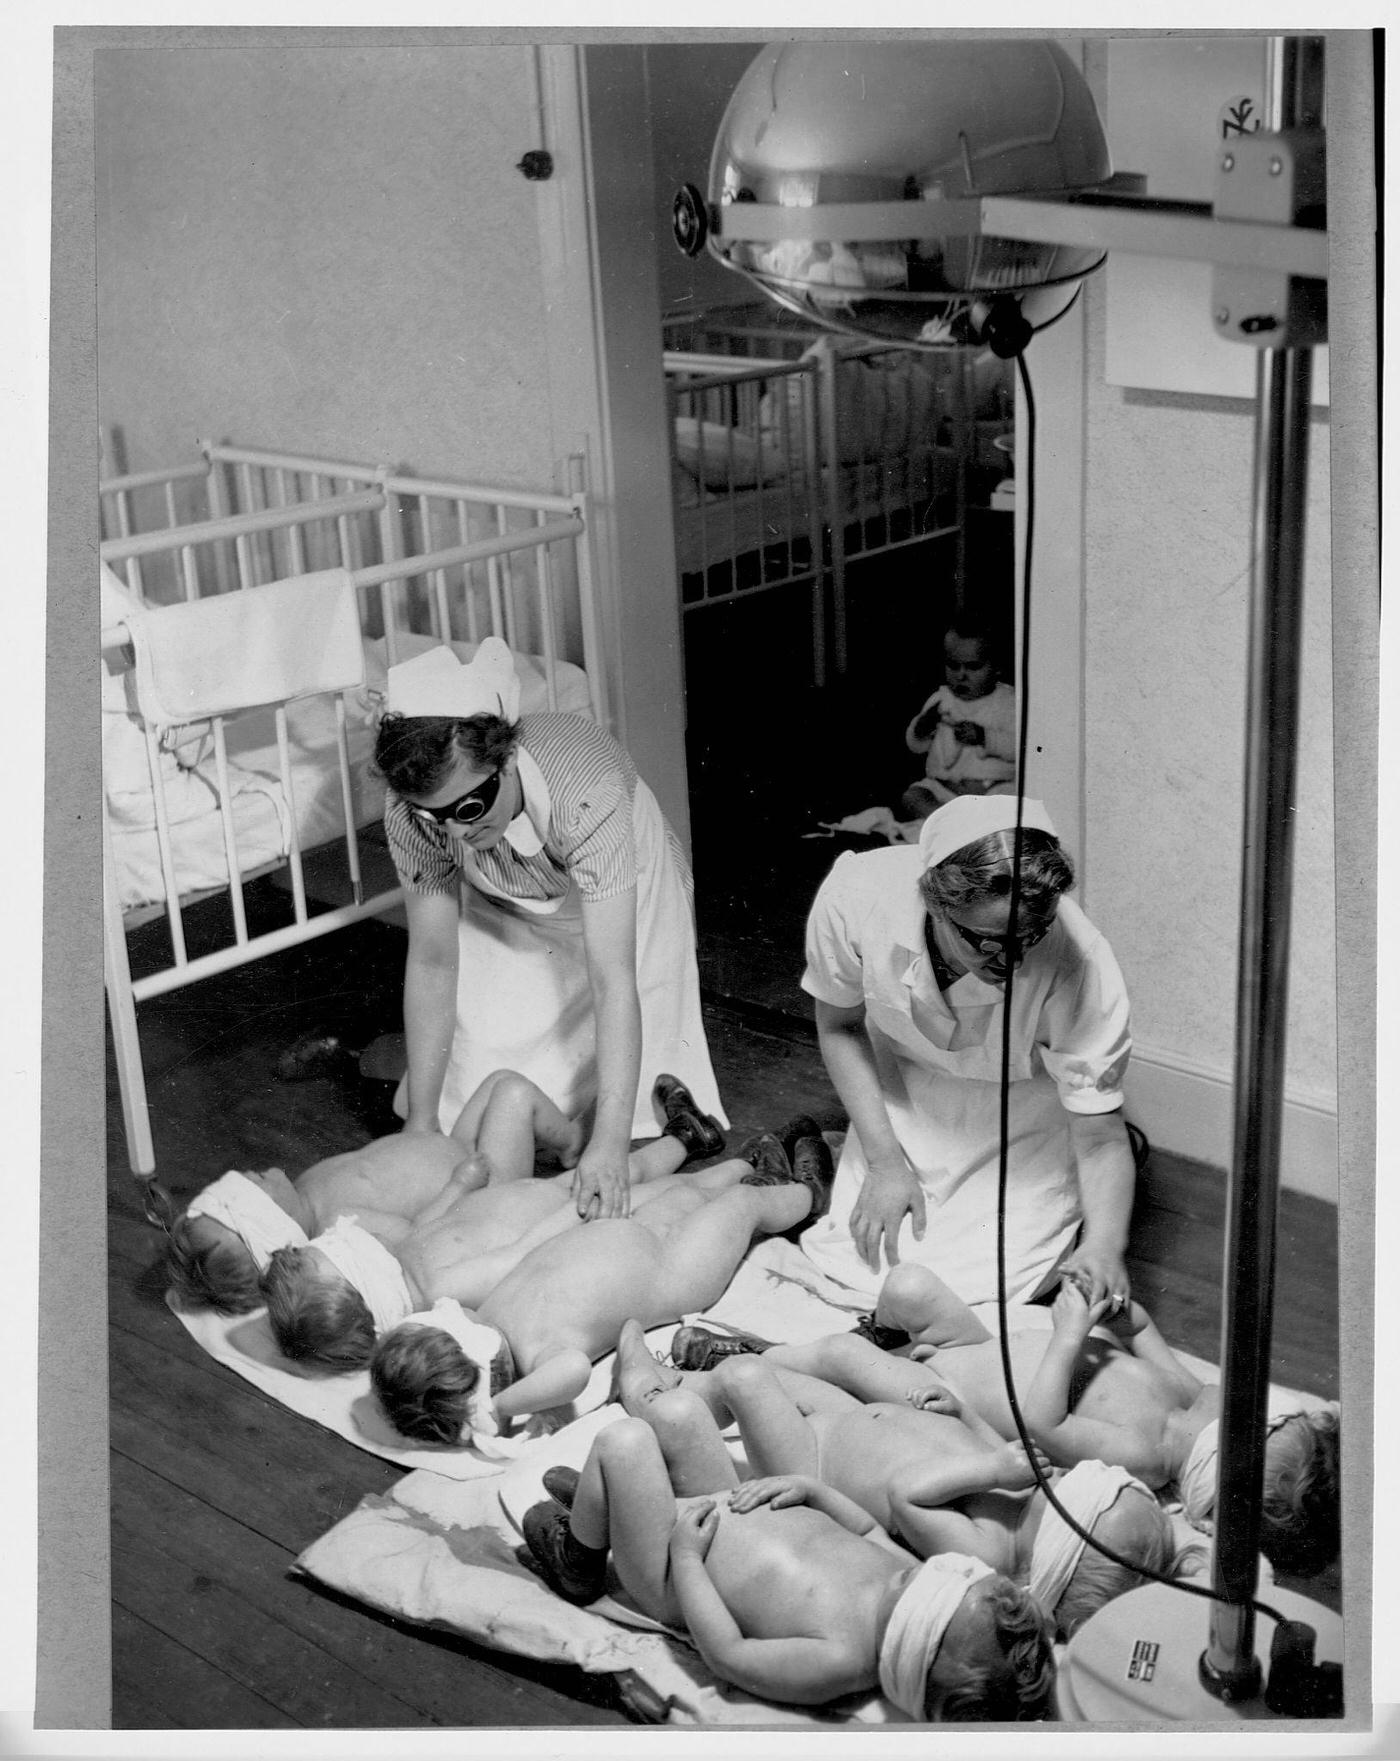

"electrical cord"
[989, 338, 1286, 1630]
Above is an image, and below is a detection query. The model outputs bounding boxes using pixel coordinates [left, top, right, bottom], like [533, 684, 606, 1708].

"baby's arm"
[493, 1346, 591, 1422]
[883, 1486, 1006, 1567]
[1020, 1287, 1162, 1477]
[1112, 1301, 1206, 1403]
[728, 1473, 878, 1538]
[669, 1509, 869, 1705]
[905, 695, 941, 753]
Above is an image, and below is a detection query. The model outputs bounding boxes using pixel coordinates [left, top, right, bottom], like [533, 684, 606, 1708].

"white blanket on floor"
[292, 1268, 1321, 1727]
[168, 1291, 632, 1480]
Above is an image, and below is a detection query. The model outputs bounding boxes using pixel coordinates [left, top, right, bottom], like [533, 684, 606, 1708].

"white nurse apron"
[798, 967, 1082, 1307]
[434, 775, 727, 1139]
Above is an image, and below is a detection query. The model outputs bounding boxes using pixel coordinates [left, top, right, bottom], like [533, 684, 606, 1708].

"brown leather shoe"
[661, 1106, 727, 1161]
[670, 1324, 770, 1372]
[789, 1132, 836, 1223]
[542, 1465, 581, 1509]
[737, 1130, 792, 1185]
[521, 1501, 607, 1604]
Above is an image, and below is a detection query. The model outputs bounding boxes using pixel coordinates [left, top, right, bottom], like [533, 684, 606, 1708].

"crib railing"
[100, 441, 606, 729]
[663, 306, 985, 661]
[102, 497, 595, 1179]
[664, 352, 829, 683]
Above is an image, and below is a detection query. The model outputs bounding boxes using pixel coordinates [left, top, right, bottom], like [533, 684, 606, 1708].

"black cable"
[989, 339, 1286, 1631]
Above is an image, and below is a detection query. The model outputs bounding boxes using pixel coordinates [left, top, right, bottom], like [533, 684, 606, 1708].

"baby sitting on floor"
[685, 1265, 1339, 1579]
[522, 1321, 1054, 1720]
[640, 1332, 1200, 1641]
[259, 1072, 730, 1374]
[369, 1121, 836, 1449]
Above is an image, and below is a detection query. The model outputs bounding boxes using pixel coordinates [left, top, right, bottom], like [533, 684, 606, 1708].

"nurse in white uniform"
[798, 795, 1135, 1310]
[375, 640, 726, 1223]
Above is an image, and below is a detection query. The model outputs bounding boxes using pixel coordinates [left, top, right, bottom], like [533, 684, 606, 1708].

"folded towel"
[1028, 1461, 1141, 1618]
[129, 569, 365, 729]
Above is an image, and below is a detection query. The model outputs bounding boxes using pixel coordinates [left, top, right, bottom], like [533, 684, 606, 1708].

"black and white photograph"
[16, 19, 1383, 1747]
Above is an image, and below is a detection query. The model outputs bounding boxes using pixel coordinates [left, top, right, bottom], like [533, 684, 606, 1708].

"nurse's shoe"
[542, 1465, 581, 1510]
[670, 1324, 770, 1373]
[654, 1074, 727, 1160]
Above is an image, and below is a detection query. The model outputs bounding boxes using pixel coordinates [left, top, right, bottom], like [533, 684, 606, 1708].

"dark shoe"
[654, 1073, 702, 1122]
[670, 1324, 769, 1373]
[775, 1113, 823, 1163]
[788, 1132, 836, 1223]
[849, 1310, 912, 1352]
[542, 1465, 581, 1510]
[521, 1500, 607, 1604]
[662, 1106, 727, 1162]
[737, 1130, 792, 1186]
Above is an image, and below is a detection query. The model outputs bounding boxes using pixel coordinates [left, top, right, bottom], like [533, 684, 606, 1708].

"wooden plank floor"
[109, 868, 1342, 1728]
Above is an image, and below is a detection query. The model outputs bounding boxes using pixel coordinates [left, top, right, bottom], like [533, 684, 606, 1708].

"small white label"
[1127, 1639, 1160, 1683]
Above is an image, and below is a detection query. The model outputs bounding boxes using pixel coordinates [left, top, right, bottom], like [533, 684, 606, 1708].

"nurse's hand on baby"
[1059, 1243, 1131, 1315]
[572, 1140, 631, 1221]
[849, 1157, 927, 1273]
[1048, 1278, 1117, 1343]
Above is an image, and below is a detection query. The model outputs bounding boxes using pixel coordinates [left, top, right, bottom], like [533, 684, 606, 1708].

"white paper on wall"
[1105, 37, 1329, 403]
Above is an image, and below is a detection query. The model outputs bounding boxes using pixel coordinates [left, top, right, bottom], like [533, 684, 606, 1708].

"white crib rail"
[665, 352, 828, 684]
[662, 308, 985, 674]
[103, 498, 593, 1178]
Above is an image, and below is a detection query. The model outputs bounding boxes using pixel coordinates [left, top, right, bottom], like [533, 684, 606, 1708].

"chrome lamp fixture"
[679, 33, 1342, 1725]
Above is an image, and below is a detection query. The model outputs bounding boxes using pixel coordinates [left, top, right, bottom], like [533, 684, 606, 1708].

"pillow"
[672, 418, 787, 492]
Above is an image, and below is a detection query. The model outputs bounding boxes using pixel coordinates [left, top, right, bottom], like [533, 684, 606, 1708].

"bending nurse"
[798, 795, 1136, 1309]
[374, 640, 726, 1222]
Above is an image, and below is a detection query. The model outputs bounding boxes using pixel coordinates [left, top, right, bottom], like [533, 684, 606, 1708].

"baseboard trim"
[1124, 1048, 1338, 1203]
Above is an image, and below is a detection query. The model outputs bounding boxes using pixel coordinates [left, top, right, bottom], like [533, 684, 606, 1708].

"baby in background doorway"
[902, 618, 1017, 819]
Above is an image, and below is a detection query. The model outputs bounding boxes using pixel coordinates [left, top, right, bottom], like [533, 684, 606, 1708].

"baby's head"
[881, 1555, 1054, 1723]
[1260, 1406, 1341, 1576]
[928, 1574, 1055, 1721]
[1051, 1480, 1204, 1641]
[262, 1244, 377, 1372]
[165, 1167, 308, 1313]
[941, 621, 998, 703]
[165, 1213, 262, 1314]
[370, 1322, 481, 1445]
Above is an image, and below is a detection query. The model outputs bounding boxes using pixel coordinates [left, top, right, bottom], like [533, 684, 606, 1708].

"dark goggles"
[946, 915, 1051, 960]
[405, 768, 504, 829]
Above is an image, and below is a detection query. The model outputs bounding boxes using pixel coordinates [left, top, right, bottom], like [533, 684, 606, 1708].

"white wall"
[1073, 41, 1338, 1197]
[96, 45, 556, 487]
[95, 42, 695, 841]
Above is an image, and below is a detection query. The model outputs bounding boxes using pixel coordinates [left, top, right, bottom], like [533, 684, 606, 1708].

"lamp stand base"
[1056, 1582, 1343, 1723]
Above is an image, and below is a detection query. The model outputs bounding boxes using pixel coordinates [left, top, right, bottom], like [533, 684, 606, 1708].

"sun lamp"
[676, 38, 1326, 358]
[681, 32, 1344, 1726]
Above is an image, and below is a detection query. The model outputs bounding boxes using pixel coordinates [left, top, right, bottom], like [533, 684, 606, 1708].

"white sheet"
[108, 632, 593, 911]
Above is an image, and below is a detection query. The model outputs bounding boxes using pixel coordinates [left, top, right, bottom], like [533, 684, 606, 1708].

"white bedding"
[106, 630, 593, 912]
[290, 1255, 1307, 1728]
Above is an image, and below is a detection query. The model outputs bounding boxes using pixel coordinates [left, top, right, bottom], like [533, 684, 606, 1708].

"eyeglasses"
[946, 915, 1051, 959]
[406, 768, 504, 829]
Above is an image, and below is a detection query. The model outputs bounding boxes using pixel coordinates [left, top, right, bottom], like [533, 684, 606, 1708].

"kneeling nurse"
[375, 639, 726, 1222]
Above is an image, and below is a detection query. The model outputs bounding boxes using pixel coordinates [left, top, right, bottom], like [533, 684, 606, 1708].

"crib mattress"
[107, 634, 593, 914]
